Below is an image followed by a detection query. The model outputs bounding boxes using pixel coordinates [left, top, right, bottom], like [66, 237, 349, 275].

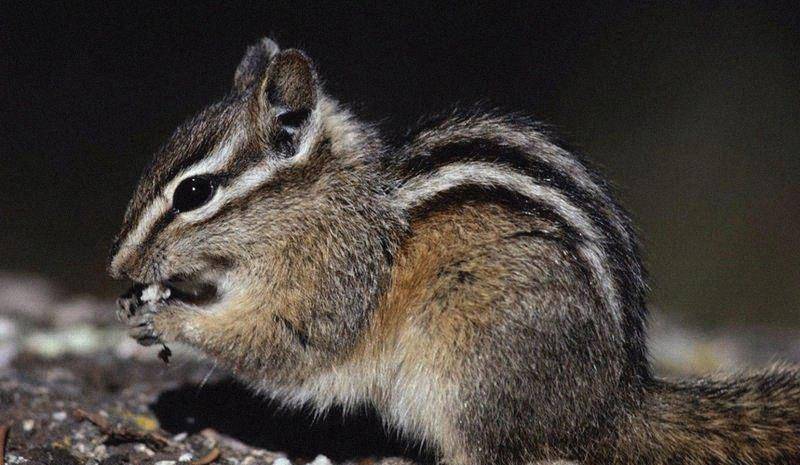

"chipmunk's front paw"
[126, 305, 162, 346]
[116, 284, 167, 346]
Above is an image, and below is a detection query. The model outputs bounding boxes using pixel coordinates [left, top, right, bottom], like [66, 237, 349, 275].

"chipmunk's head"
[109, 38, 394, 326]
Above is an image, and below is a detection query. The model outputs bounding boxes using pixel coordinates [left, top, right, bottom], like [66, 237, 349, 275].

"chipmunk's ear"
[258, 49, 318, 138]
[233, 37, 281, 92]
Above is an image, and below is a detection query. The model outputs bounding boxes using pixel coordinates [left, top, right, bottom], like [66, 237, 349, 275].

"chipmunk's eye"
[173, 175, 216, 213]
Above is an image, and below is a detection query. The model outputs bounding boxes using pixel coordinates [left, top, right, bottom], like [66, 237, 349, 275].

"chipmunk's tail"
[612, 365, 800, 465]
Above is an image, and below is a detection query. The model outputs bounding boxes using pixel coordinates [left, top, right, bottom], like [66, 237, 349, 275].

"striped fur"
[396, 112, 649, 377]
[110, 39, 800, 465]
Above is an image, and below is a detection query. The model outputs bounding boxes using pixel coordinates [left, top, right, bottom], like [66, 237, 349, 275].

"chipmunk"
[109, 38, 800, 465]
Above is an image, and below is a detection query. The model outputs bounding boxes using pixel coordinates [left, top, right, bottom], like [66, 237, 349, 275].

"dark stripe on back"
[399, 139, 626, 266]
[401, 139, 590, 208]
[407, 182, 605, 307]
[403, 135, 650, 377]
[408, 183, 583, 250]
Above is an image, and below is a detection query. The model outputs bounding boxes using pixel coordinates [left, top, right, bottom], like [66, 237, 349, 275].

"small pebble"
[6, 454, 29, 464]
[310, 456, 332, 465]
[0, 317, 15, 339]
[93, 445, 109, 460]
[22, 419, 35, 432]
[273, 459, 292, 465]
[154, 461, 177, 465]
[52, 411, 67, 421]
[134, 444, 156, 457]
[178, 453, 193, 462]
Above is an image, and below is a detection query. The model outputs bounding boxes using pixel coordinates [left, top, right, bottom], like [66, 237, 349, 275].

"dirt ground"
[0, 273, 425, 465]
[1, 353, 424, 465]
[2, 272, 799, 465]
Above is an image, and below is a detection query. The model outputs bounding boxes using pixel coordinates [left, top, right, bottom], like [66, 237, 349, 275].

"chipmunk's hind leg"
[437, 232, 633, 464]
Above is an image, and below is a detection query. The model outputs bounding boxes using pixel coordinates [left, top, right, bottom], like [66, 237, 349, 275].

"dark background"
[2, 1, 798, 328]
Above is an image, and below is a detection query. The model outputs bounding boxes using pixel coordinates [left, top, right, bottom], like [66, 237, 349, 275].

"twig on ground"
[0, 423, 10, 465]
[158, 344, 172, 364]
[189, 447, 221, 465]
[73, 409, 170, 449]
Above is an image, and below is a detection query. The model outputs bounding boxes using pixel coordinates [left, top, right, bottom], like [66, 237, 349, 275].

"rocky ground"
[1, 272, 799, 465]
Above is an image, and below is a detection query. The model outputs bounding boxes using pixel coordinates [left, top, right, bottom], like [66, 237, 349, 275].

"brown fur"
[110, 38, 800, 465]
[609, 369, 800, 464]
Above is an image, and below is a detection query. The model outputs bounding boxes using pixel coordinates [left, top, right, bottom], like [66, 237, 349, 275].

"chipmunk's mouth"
[164, 277, 218, 307]
[124, 277, 219, 309]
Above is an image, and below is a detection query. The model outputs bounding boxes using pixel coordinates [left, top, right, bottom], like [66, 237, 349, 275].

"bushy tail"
[615, 366, 800, 465]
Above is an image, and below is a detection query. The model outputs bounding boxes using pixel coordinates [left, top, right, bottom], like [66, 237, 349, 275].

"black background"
[2, 1, 799, 327]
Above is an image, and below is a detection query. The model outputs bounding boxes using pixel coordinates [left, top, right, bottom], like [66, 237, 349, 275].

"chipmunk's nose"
[109, 237, 130, 276]
[107, 236, 129, 278]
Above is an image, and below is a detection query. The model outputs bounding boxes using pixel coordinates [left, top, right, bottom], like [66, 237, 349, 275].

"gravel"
[0, 273, 421, 465]
[2, 272, 799, 465]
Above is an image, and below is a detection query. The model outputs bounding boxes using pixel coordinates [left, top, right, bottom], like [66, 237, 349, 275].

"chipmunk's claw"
[126, 307, 162, 346]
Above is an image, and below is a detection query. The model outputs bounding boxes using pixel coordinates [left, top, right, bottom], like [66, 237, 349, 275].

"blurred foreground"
[1, 272, 798, 464]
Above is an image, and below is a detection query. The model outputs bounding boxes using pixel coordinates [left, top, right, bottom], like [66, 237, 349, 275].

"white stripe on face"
[110, 128, 244, 273]
[180, 104, 323, 223]
[397, 162, 622, 324]
[110, 106, 323, 275]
